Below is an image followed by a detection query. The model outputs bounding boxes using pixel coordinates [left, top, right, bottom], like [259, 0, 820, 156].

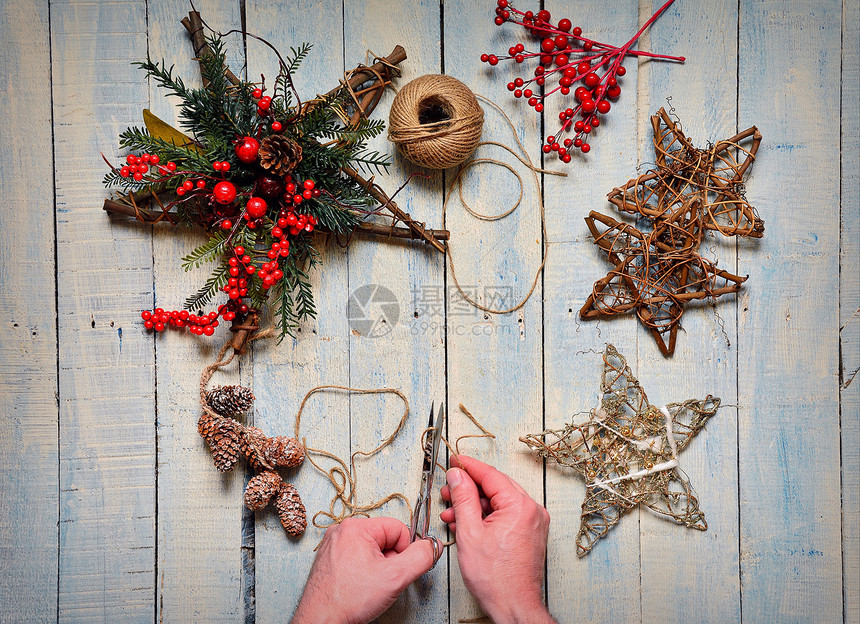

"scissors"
[410, 402, 445, 564]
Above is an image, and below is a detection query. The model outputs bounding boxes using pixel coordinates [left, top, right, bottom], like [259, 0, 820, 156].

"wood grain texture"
[638, 2, 741, 622]
[443, 2, 544, 621]
[145, 1, 248, 621]
[243, 1, 352, 620]
[840, 0, 860, 621]
[0, 0, 59, 621]
[343, 2, 448, 622]
[738, 0, 843, 620]
[52, 0, 156, 620]
[541, 2, 642, 622]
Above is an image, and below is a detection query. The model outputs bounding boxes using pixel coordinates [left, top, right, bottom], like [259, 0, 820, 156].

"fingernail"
[446, 468, 462, 487]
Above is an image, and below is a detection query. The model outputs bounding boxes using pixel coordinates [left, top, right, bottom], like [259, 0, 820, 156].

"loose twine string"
[444, 95, 566, 315]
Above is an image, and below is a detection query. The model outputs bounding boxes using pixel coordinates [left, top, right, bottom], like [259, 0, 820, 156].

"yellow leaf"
[143, 109, 202, 153]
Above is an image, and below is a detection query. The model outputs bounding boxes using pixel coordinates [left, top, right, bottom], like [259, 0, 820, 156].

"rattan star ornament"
[580, 108, 764, 355]
[521, 344, 719, 557]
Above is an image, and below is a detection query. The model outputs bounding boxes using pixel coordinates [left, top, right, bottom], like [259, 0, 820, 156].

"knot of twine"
[388, 74, 484, 170]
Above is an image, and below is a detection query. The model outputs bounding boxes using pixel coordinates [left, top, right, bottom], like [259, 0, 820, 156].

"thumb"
[389, 538, 438, 589]
[446, 467, 483, 531]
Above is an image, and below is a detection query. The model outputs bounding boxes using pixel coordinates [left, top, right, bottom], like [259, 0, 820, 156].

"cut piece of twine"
[444, 95, 566, 315]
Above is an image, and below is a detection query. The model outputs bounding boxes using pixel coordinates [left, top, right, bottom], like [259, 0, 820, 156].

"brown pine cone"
[197, 413, 242, 472]
[263, 436, 305, 469]
[244, 471, 285, 511]
[275, 483, 307, 537]
[206, 385, 255, 416]
[259, 135, 302, 176]
[242, 426, 269, 471]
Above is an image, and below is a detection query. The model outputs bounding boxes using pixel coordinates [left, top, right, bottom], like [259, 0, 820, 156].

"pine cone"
[197, 413, 242, 472]
[242, 426, 269, 471]
[259, 135, 302, 176]
[244, 471, 285, 511]
[275, 483, 307, 537]
[206, 385, 255, 416]
[263, 436, 305, 469]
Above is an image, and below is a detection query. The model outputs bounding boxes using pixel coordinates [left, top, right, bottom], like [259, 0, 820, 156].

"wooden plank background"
[0, 0, 856, 622]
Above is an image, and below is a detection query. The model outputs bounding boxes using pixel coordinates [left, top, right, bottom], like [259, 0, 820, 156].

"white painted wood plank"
[638, 2, 740, 622]
[243, 1, 352, 620]
[840, 0, 860, 620]
[52, 0, 156, 620]
[541, 1, 642, 622]
[443, 3, 544, 621]
[0, 0, 59, 621]
[144, 1, 248, 621]
[738, 0, 843, 620]
[343, 2, 447, 622]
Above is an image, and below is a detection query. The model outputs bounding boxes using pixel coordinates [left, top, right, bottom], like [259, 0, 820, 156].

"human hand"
[440, 455, 555, 624]
[291, 516, 440, 624]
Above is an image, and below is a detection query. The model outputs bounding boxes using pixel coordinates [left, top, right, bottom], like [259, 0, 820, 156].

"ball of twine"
[388, 74, 484, 170]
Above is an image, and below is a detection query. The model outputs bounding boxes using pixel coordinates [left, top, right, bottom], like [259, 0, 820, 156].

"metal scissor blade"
[411, 401, 445, 542]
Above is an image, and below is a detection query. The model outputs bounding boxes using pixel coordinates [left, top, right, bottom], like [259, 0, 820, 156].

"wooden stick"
[181, 12, 242, 87]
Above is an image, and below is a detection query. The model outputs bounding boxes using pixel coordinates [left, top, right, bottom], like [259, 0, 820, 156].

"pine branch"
[185, 263, 230, 310]
[182, 231, 228, 270]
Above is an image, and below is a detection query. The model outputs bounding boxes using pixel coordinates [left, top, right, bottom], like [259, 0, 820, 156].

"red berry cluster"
[141, 307, 221, 336]
[484, 0, 684, 161]
[251, 87, 282, 132]
[119, 153, 175, 181]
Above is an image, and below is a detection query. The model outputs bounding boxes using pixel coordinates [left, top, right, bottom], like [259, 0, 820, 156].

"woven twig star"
[607, 107, 764, 239]
[580, 209, 747, 356]
[521, 344, 719, 557]
[581, 108, 764, 356]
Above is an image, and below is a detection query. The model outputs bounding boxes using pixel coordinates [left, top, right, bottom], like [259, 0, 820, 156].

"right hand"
[440, 455, 555, 624]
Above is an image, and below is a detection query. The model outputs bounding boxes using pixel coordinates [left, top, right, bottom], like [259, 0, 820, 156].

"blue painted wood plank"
[738, 0, 843, 620]
[0, 0, 59, 621]
[243, 1, 352, 620]
[840, 0, 860, 620]
[143, 1, 248, 621]
[52, 0, 157, 619]
[443, 2, 545, 621]
[639, 2, 741, 621]
[541, 1, 642, 621]
[343, 1, 448, 622]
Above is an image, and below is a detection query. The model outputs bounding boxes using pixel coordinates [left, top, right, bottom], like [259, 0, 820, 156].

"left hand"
[291, 517, 440, 624]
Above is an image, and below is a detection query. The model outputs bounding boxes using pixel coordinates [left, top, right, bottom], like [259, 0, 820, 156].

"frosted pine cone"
[263, 436, 305, 469]
[242, 426, 269, 471]
[206, 385, 255, 416]
[259, 135, 302, 176]
[197, 413, 242, 472]
[244, 471, 285, 511]
[275, 483, 307, 537]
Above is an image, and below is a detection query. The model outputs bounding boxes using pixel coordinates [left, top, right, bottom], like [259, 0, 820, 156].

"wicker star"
[607, 107, 764, 239]
[521, 344, 719, 557]
[580, 209, 747, 356]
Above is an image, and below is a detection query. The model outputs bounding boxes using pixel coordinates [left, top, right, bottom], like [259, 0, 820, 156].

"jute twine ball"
[388, 74, 484, 169]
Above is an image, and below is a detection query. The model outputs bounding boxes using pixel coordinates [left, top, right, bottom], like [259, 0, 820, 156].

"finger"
[362, 517, 412, 553]
[389, 538, 438, 589]
[440, 508, 455, 523]
[455, 455, 527, 501]
[441, 485, 451, 502]
[445, 467, 483, 531]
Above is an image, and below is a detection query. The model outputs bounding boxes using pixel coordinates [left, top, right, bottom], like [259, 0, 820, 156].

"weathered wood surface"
[0, 0, 856, 622]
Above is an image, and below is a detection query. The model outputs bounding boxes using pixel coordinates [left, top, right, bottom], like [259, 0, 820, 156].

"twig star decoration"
[521, 344, 720, 557]
[580, 108, 764, 356]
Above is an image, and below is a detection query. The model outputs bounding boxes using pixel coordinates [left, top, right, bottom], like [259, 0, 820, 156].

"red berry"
[536, 9, 550, 21]
[150, 155, 160, 165]
[222, 220, 233, 231]
[182, 180, 194, 190]
[257, 96, 272, 110]
[196, 180, 206, 189]
[133, 172, 143, 181]
[303, 179, 315, 190]
[241, 255, 251, 264]
[120, 166, 130, 177]
[142, 154, 151, 163]
[252, 88, 263, 98]
[246, 197, 267, 219]
[555, 55, 569, 67]
[488, 55, 498, 66]
[234, 246, 245, 256]
[584, 72, 600, 88]
[617, 66, 627, 76]
[271, 226, 283, 238]
[562, 153, 572, 163]
[597, 100, 611, 114]
[494, 16, 504, 25]
[213, 161, 223, 171]
[271, 121, 282, 132]
[141, 310, 152, 320]
[535, 103, 544, 112]
[126, 154, 136, 165]
[555, 35, 569, 49]
[581, 100, 596, 113]
[154, 322, 165, 332]
[213, 180, 237, 205]
[541, 38, 555, 53]
[480, 54, 489, 62]
[234, 137, 261, 163]
[607, 85, 621, 98]
[577, 62, 591, 74]
[558, 18, 572, 32]
[176, 187, 186, 196]
[293, 195, 303, 204]
[167, 162, 177, 171]
[144, 319, 154, 329]
[581, 143, 591, 153]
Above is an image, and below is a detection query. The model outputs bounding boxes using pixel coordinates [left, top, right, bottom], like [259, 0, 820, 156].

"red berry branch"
[483, 0, 685, 161]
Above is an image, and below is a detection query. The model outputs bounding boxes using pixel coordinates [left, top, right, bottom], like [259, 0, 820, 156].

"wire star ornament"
[580, 108, 764, 356]
[521, 344, 719, 557]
